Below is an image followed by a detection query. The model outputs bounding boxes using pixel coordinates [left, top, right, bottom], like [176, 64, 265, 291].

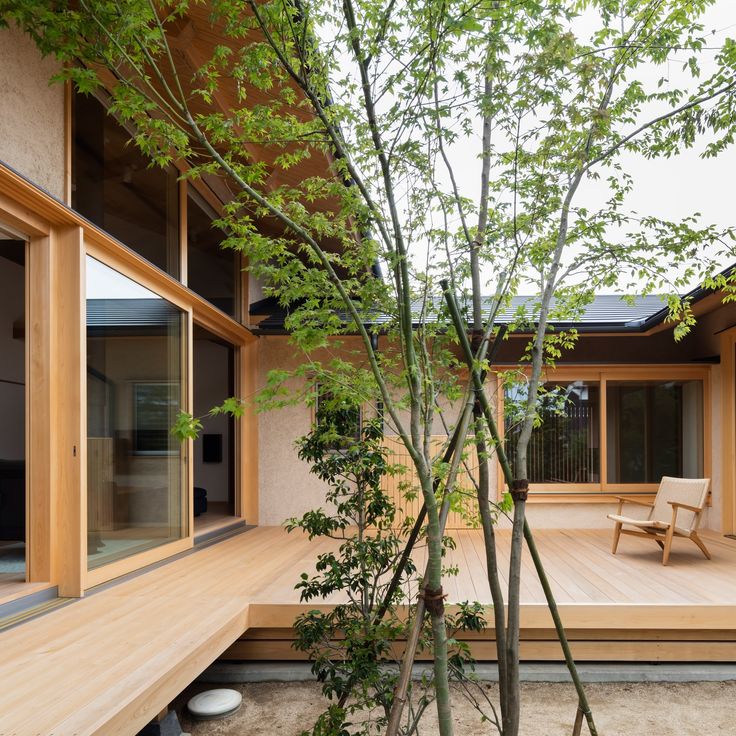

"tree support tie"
[420, 587, 447, 617]
[510, 479, 529, 503]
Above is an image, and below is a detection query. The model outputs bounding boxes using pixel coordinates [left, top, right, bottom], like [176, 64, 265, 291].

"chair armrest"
[667, 500, 703, 514]
[613, 496, 655, 508]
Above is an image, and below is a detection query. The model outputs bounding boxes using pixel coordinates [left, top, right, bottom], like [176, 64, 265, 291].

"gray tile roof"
[494, 294, 667, 326]
[252, 293, 670, 333]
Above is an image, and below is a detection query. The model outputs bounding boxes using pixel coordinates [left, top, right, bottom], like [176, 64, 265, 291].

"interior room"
[0, 231, 25, 589]
[193, 325, 237, 537]
[86, 256, 186, 569]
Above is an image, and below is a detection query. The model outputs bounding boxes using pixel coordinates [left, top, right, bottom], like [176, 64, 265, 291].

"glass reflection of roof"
[86, 298, 179, 327]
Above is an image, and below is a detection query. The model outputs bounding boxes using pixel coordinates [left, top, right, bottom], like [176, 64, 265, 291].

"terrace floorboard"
[1, 526, 735, 735]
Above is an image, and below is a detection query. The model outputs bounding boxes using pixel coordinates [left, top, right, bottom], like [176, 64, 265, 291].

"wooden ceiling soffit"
[83, 8, 354, 262]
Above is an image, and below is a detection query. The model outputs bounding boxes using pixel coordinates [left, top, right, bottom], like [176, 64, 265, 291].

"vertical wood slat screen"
[381, 436, 481, 530]
[526, 404, 598, 483]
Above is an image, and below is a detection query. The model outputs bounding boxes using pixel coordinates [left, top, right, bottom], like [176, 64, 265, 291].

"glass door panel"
[86, 256, 187, 569]
[0, 236, 26, 582]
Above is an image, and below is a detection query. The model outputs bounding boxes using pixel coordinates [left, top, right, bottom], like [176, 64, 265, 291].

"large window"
[606, 380, 703, 483]
[504, 373, 706, 491]
[73, 91, 180, 277]
[187, 189, 240, 318]
[505, 381, 600, 484]
[86, 257, 186, 569]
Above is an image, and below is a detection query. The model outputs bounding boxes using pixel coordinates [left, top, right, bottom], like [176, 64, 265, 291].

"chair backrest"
[650, 476, 710, 531]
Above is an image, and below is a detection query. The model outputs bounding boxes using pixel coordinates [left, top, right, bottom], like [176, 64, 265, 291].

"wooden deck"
[1, 526, 736, 735]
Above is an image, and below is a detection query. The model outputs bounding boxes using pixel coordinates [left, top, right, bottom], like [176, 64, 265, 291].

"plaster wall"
[0, 25, 65, 200]
[256, 335, 685, 529]
[257, 336, 345, 525]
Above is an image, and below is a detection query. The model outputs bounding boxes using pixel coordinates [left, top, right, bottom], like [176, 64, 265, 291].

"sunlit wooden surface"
[2, 526, 736, 735]
[0, 577, 53, 607]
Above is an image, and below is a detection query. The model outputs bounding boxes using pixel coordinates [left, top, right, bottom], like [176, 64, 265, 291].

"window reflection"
[73, 92, 179, 277]
[505, 381, 600, 484]
[86, 257, 186, 569]
[187, 189, 240, 318]
[606, 380, 703, 483]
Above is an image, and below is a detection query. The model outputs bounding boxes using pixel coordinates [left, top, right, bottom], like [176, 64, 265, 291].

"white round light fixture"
[187, 688, 242, 720]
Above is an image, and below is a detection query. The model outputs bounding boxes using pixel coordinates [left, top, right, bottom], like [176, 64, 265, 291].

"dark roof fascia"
[251, 319, 664, 337]
[631, 265, 736, 332]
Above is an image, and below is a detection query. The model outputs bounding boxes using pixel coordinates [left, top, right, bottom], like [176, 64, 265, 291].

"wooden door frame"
[494, 363, 712, 502]
[720, 329, 736, 535]
[189, 317, 259, 526]
[0, 161, 259, 595]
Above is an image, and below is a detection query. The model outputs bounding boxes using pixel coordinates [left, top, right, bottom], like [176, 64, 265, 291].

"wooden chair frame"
[610, 494, 711, 566]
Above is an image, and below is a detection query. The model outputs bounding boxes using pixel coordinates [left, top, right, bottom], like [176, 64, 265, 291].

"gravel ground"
[176, 680, 736, 735]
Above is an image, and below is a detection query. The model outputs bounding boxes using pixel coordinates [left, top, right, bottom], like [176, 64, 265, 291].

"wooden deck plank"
[1, 526, 736, 734]
[0, 578, 53, 607]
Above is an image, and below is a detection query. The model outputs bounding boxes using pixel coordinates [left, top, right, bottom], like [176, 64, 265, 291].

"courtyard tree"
[3, 1, 735, 734]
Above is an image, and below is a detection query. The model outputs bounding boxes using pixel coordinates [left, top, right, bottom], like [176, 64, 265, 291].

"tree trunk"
[473, 408, 509, 726]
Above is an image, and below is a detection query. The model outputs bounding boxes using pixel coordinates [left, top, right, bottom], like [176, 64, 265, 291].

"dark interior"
[0, 239, 26, 576]
[193, 325, 236, 529]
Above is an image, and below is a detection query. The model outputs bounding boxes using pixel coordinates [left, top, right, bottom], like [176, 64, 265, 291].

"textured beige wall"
[0, 25, 65, 199]
[257, 335, 697, 529]
[257, 336, 339, 525]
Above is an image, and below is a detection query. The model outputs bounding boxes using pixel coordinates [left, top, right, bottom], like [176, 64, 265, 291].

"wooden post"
[49, 225, 86, 597]
[239, 338, 259, 524]
[27, 234, 52, 583]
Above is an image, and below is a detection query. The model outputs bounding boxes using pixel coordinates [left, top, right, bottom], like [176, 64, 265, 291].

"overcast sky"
[85, 2, 736, 301]
[461, 1, 736, 295]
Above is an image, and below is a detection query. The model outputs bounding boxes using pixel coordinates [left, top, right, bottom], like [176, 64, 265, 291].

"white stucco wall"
[0, 24, 65, 200]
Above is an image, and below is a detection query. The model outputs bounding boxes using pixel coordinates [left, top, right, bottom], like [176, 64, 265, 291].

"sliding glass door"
[86, 256, 187, 569]
[606, 380, 703, 483]
[0, 235, 26, 583]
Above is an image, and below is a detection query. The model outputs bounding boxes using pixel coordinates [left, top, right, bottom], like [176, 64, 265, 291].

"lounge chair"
[608, 476, 711, 565]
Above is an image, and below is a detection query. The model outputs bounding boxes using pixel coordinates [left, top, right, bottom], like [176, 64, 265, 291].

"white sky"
[446, 1, 736, 295]
[86, 256, 158, 299]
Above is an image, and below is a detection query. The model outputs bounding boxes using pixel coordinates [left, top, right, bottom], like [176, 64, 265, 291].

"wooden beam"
[720, 329, 736, 534]
[26, 235, 52, 583]
[223, 637, 736, 663]
[50, 225, 85, 597]
[240, 339, 259, 524]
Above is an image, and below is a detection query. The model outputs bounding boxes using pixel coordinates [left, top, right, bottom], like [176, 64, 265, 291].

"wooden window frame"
[0, 161, 259, 595]
[496, 364, 712, 503]
[720, 327, 736, 535]
[84, 235, 257, 588]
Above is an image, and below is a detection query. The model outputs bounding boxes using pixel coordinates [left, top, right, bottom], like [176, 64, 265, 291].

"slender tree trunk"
[443, 282, 598, 736]
[504, 483, 527, 736]
[473, 409, 509, 726]
[421, 476, 454, 736]
[386, 393, 478, 735]
[386, 596, 426, 735]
